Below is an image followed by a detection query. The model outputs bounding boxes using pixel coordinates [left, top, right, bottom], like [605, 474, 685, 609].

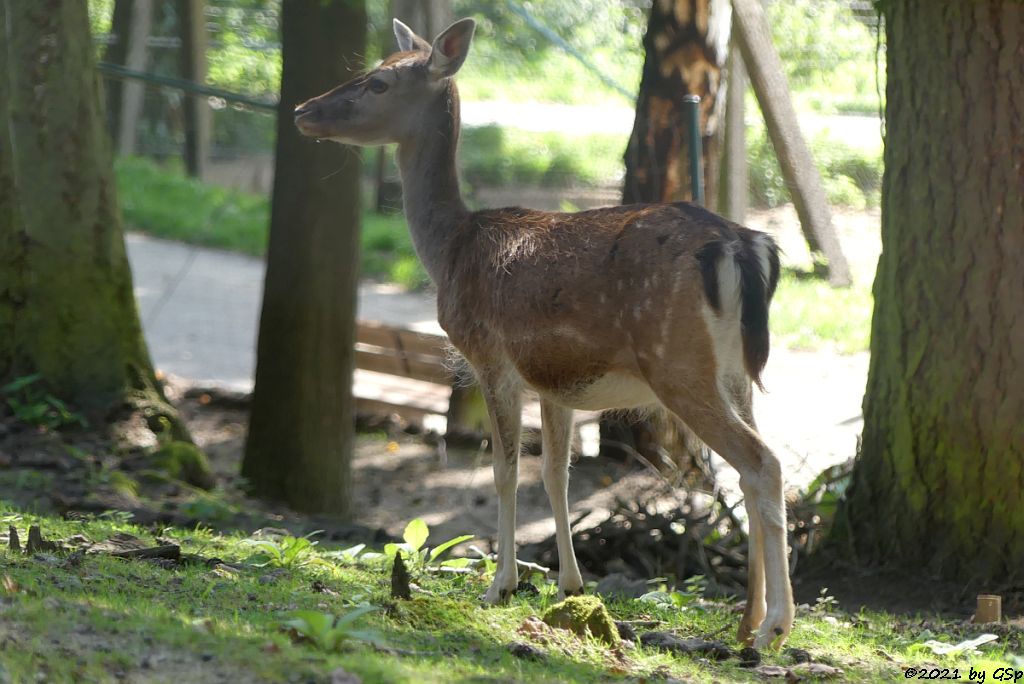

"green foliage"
[461, 125, 625, 187]
[376, 518, 474, 572]
[767, 0, 883, 115]
[747, 126, 883, 209]
[243, 533, 333, 570]
[1, 374, 88, 430]
[281, 606, 382, 651]
[771, 271, 873, 354]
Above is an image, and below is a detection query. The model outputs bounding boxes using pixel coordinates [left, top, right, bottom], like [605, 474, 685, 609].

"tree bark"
[242, 0, 366, 516]
[623, 0, 731, 210]
[0, 0, 172, 422]
[836, 0, 1024, 582]
[390, 0, 453, 42]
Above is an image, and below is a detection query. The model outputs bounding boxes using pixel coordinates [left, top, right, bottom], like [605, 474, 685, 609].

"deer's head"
[294, 18, 475, 146]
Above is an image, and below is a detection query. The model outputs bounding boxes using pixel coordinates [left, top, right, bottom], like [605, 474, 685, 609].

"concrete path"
[127, 231, 867, 492]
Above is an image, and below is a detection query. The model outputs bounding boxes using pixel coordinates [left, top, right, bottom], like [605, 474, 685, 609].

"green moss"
[542, 595, 620, 646]
[152, 441, 216, 490]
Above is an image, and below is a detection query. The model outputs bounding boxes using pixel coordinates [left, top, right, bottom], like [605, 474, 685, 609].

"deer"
[294, 18, 795, 649]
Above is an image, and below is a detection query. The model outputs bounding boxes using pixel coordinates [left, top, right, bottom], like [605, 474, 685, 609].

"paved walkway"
[127, 232, 867, 492]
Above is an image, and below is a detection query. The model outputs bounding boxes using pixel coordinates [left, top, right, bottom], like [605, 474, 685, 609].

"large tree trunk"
[0, 0, 174, 424]
[623, 0, 730, 210]
[242, 0, 366, 516]
[836, 1, 1024, 582]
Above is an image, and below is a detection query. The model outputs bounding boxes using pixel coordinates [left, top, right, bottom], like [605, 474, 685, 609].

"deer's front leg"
[480, 375, 523, 605]
[540, 399, 584, 597]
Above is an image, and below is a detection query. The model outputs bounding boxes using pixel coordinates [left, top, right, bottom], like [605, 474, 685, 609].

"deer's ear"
[393, 18, 429, 52]
[428, 18, 476, 79]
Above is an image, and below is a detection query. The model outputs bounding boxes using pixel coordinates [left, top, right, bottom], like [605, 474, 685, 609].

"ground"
[1, 388, 1022, 683]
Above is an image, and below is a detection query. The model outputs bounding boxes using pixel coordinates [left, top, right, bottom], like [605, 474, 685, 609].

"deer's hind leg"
[647, 374, 793, 649]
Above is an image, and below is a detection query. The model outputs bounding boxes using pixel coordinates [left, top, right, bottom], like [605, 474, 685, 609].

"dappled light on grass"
[771, 271, 874, 354]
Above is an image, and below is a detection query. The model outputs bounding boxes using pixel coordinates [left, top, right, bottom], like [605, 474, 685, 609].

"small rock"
[542, 595, 621, 646]
[790, 662, 843, 679]
[753, 664, 790, 679]
[508, 641, 545, 661]
[515, 581, 539, 596]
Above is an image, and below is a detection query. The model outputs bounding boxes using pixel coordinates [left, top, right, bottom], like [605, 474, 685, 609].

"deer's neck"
[396, 81, 468, 283]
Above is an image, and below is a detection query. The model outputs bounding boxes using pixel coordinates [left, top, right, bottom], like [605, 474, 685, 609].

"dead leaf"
[2, 575, 19, 594]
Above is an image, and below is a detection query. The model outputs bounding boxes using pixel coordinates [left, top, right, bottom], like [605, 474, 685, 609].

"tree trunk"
[623, 0, 731, 210]
[0, 0, 174, 424]
[391, 0, 453, 42]
[176, 0, 209, 178]
[836, 0, 1024, 582]
[242, 0, 366, 516]
[103, 0, 134, 143]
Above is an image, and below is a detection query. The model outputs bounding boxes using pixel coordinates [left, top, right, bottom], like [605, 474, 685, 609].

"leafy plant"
[281, 606, 382, 651]
[1, 374, 87, 430]
[367, 519, 473, 572]
[242, 533, 331, 570]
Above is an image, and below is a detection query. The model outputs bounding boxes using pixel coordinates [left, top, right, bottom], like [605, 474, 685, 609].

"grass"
[771, 272, 874, 354]
[1, 505, 1018, 683]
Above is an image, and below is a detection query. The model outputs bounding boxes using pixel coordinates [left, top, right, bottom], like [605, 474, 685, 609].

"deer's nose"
[294, 103, 313, 118]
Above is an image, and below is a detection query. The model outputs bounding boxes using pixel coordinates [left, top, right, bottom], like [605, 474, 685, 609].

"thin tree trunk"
[242, 0, 366, 516]
[103, 0, 134, 143]
[177, 0, 209, 178]
[0, 0, 180, 427]
[623, 0, 731, 210]
[118, 0, 155, 157]
[732, 0, 851, 287]
[836, 0, 1024, 582]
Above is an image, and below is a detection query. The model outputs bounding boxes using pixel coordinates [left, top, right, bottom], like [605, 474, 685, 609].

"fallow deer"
[294, 18, 795, 648]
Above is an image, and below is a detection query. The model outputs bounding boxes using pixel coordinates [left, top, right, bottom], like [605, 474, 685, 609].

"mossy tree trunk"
[242, 0, 366, 516]
[623, 0, 730, 209]
[0, 0, 174, 424]
[837, 0, 1024, 581]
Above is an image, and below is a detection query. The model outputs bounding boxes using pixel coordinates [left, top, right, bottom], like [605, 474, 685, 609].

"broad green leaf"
[428, 535, 474, 562]
[403, 518, 429, 552]
[333, 604, 379, 627]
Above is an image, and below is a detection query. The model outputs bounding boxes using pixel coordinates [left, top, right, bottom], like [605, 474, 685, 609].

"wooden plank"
[352, 369, 450, 415]
[354, 346, 452, 384]
[356, 322, 448, 358]
[731, 0, 852, 287]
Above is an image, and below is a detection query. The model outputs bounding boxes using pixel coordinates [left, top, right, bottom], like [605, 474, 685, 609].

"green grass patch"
[0, 506, 1018, 682]
[771, 271, 874, 354]
[115, 157, 413, 284]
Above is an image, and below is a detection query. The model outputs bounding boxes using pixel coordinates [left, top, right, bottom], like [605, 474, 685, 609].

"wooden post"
[117, 0, 154, 157]
[177, 0, 209, 179]
[721, 37, 748, 224]
[731, 0, 852, 287]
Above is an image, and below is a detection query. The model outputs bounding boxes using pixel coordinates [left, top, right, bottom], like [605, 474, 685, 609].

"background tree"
[242, 0, 366, 515]
[836, 0, 1024, 582]
[0, 0, 180, 430]
[622, 0, 731, 209]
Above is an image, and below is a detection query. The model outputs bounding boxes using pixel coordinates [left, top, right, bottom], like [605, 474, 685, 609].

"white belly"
[544, 371, 659, 411]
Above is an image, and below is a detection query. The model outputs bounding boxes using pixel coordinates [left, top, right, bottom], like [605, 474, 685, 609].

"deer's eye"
[367, 78, 389, 94]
